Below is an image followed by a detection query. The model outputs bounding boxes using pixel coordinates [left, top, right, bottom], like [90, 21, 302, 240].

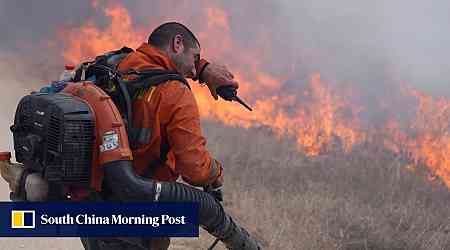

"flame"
[59, 3, 144, 64]
[55, 1, 450, 188]
[403, 89, 450, 186]
[376, 87, 450, 187]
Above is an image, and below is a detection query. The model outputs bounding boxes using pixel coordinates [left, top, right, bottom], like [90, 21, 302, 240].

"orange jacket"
[116, 43, 222, 186]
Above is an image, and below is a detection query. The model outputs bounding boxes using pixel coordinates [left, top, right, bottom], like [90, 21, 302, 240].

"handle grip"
[216, 86, 237, 101]
[216, 86, 253, 111]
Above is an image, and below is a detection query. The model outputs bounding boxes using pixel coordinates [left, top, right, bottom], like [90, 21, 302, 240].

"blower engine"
[12, 92, 95, 185]
[2, 81, 134, 201]
[5, 91, 95, 200]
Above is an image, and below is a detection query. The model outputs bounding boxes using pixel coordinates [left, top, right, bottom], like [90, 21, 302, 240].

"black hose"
[158, 180, 232, 238]
[103, 161, 229, 236]
[102, 161, 261, 249]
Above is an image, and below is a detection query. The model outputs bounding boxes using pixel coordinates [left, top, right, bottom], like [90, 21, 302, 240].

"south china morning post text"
[40, 213, 186, 227]
[0, 202, 199, 237]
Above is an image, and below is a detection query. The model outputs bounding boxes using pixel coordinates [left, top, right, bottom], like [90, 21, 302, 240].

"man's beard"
[171, 53, 189, 77]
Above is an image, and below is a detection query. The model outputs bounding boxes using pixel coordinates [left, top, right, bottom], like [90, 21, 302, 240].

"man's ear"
[171, 34, 184, 54]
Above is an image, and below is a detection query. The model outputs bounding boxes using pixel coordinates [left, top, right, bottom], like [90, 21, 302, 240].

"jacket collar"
[136, 43, 178, 71]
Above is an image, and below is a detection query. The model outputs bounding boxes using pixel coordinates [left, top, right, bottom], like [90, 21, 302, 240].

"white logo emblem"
[100, 131, 119, 152]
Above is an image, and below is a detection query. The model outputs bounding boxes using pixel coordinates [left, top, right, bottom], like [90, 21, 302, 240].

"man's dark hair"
[148, 22, 200, 49]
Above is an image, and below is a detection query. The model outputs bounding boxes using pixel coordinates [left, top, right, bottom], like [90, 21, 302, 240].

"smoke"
[277, 0, 450, 96]
[0, 0, 92, 52]
[0, 0, 448, 94]
[0, 0, 449, 142]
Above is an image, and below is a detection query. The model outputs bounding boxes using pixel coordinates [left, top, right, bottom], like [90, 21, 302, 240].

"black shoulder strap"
[123, 69, 190, 98]
[124, 70, 189, 156]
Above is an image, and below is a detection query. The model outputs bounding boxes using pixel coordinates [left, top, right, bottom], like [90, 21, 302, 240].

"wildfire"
[401, 89, 450, 186]
[56, 1, 450, 188]
[60, 3, 144, 64]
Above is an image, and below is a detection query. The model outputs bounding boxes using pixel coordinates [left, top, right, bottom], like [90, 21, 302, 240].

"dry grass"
[180, 120, 450, 250]
[0, 119, 449, 250]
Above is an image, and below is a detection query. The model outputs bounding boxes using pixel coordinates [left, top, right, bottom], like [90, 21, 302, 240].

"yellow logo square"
[11, 210, 35, 229]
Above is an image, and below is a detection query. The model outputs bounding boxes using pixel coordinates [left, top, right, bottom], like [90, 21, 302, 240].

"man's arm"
[160, 81, 223, 187]
[193, 59, 239, 100]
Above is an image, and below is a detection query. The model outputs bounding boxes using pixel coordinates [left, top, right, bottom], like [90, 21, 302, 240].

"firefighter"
[117, 22, 232, 196]
[81, 22, 247, 250]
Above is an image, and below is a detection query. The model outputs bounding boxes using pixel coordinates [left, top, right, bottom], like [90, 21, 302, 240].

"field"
[0, 119, 449, 250]
[188, 121, 450, 250]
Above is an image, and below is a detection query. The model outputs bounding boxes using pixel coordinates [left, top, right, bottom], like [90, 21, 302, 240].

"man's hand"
[201, 63, 239, 100]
